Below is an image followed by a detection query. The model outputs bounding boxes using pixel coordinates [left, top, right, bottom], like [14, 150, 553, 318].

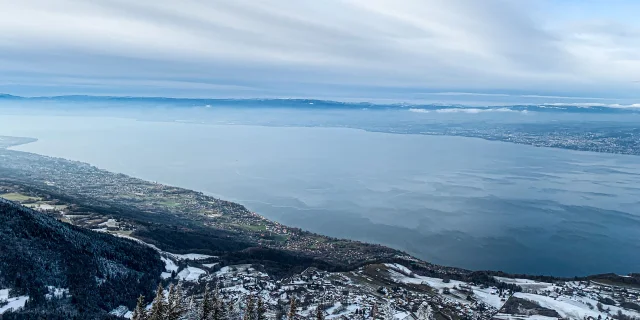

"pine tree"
[243, 295, 256, 320]
[201, 284, 214, 320]
[184, 296, 199, 320]
[132, 295, 148, 320]
[228, 299, 241, 320]
[256, 297, 267, 320]
[275, 303, 286, 320]
[371, 304, 378, 320]
[210, 284, 231, 320]
[216, 298, 229, 320]
[167, 282, 186, 320]
[383, 301, 394, 320]
[148, 284, 166, 320]
[416, 302, 433, 320]
[287, 297, 297, 320]
[315, 306, 324, 320]
[214, 285, 228, 320]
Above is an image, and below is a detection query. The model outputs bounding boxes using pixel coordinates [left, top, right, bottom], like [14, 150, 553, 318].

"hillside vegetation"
[0, 199, 164, 319]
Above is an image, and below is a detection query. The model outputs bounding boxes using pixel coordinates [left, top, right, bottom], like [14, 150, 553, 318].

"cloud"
[541, 103, 640, 109]
[0, 0, 638, 99]
[434, 108, 527, 114]
[409, 107, 531, 114]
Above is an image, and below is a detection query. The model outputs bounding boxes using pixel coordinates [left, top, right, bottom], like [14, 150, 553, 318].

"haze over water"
[2, 113, 639, 276]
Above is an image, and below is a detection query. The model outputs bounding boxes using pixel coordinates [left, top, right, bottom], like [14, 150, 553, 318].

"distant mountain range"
[1, 93, 639, 113]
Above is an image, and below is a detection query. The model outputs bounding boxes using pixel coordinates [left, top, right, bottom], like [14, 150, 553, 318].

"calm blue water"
[1, 114, 639, 276]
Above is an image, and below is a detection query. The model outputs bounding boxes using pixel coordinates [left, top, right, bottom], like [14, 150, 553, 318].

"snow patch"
[177, 267, 207, 282]
[495, 277, 555, 291]
[0, 295, 29, 314]
[161, 257, 178, 273]
[45, 286, 69, 300]
[171, 253, 216, 261]
[110, 305, 130, 318]
[384, 263, 413, 276]
[514, 292, 604, 319]
[0, 289, 8, 302]
[493, 314, 557, 320]
[472, 287, 506, 309]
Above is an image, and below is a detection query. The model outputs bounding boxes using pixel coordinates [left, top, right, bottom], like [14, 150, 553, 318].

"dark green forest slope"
[0, 199, 164, 319]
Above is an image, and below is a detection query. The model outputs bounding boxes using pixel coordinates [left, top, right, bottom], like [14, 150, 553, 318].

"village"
[113, 249, 640, 320]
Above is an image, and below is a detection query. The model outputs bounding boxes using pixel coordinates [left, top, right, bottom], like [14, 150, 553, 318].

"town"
[109, 248, 640, 320]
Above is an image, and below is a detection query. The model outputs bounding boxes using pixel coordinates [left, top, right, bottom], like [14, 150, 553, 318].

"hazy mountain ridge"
[1, 93, 639, 113]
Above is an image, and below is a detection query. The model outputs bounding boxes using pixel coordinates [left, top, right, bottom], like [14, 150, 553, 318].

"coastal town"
[107, 249, 640, 320]
[0, 140, 409, 270]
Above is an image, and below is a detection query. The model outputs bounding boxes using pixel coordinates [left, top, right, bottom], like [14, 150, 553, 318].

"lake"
[1, 114, 639, 276]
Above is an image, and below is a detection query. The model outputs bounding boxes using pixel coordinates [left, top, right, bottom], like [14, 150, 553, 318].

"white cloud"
[0, 0, 638, 98]
[434, 108, 526, 114]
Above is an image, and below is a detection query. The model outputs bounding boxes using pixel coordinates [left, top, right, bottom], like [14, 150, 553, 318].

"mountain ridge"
[1, 93, 639, 113]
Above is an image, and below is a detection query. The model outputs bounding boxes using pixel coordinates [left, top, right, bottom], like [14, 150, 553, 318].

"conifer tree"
[148, 284, 166, 320]
[243, 295, 256, 320]
[228, 299, 241, 320]
[132, 295, 148, 320]
[215, 288, 228, 320]
[315, 306, 324, 320]
[371, 304, 378, 320]
[167, 282, 186, 320]
[287, 297, 297, 320]
[416, 302, 433, 320]
[200, 284, 214, 320]
[217, 299, 229, 320]
[383, 301, 394, 320]
[184, 296, 199, 320]
[210, 286, 220, 320]
[256, 297, 267, 320]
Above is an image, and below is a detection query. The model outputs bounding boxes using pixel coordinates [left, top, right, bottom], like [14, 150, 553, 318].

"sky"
[0, 0, 639, 103]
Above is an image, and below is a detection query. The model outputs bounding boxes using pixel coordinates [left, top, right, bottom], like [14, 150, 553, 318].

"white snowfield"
[161, 257, 179, 273]
[495, 277, 556, 291]
[177, 266, 207, 282]
[98, 218, 118, 228]
[0, 289, 8, 302]
[215, 264, 254, 277]
[514, 292, 640, 320]
[384, 263, 413, 276]
[472, 287, 507, 309]
[385, 263, 508, 309]
[0, 289, 29, 315]
[113, 234, 215, 263]
[172, 253, 216, 261]
[493, 314, 557, 320]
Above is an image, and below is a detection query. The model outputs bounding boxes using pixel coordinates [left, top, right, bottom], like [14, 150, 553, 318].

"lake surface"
[2, 114, 639, 276]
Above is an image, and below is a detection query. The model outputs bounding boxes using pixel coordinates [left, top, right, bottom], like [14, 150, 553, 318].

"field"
[0, 192, 40, 202]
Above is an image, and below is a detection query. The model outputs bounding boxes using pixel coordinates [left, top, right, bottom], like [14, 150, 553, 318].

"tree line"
[130, 282, 328, 320]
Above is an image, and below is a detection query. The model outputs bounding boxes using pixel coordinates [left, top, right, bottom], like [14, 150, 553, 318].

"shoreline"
[1, 134, 637, 278]
[0, 136, 38, 149]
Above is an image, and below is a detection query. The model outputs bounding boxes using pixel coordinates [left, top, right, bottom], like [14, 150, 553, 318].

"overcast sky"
[0, 0, 639, 103]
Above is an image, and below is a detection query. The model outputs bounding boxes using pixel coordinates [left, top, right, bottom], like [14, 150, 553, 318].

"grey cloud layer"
[0, 0, 638, 98]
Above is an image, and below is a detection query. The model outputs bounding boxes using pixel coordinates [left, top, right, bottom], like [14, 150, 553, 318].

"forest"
[0, 199, 164, 319]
